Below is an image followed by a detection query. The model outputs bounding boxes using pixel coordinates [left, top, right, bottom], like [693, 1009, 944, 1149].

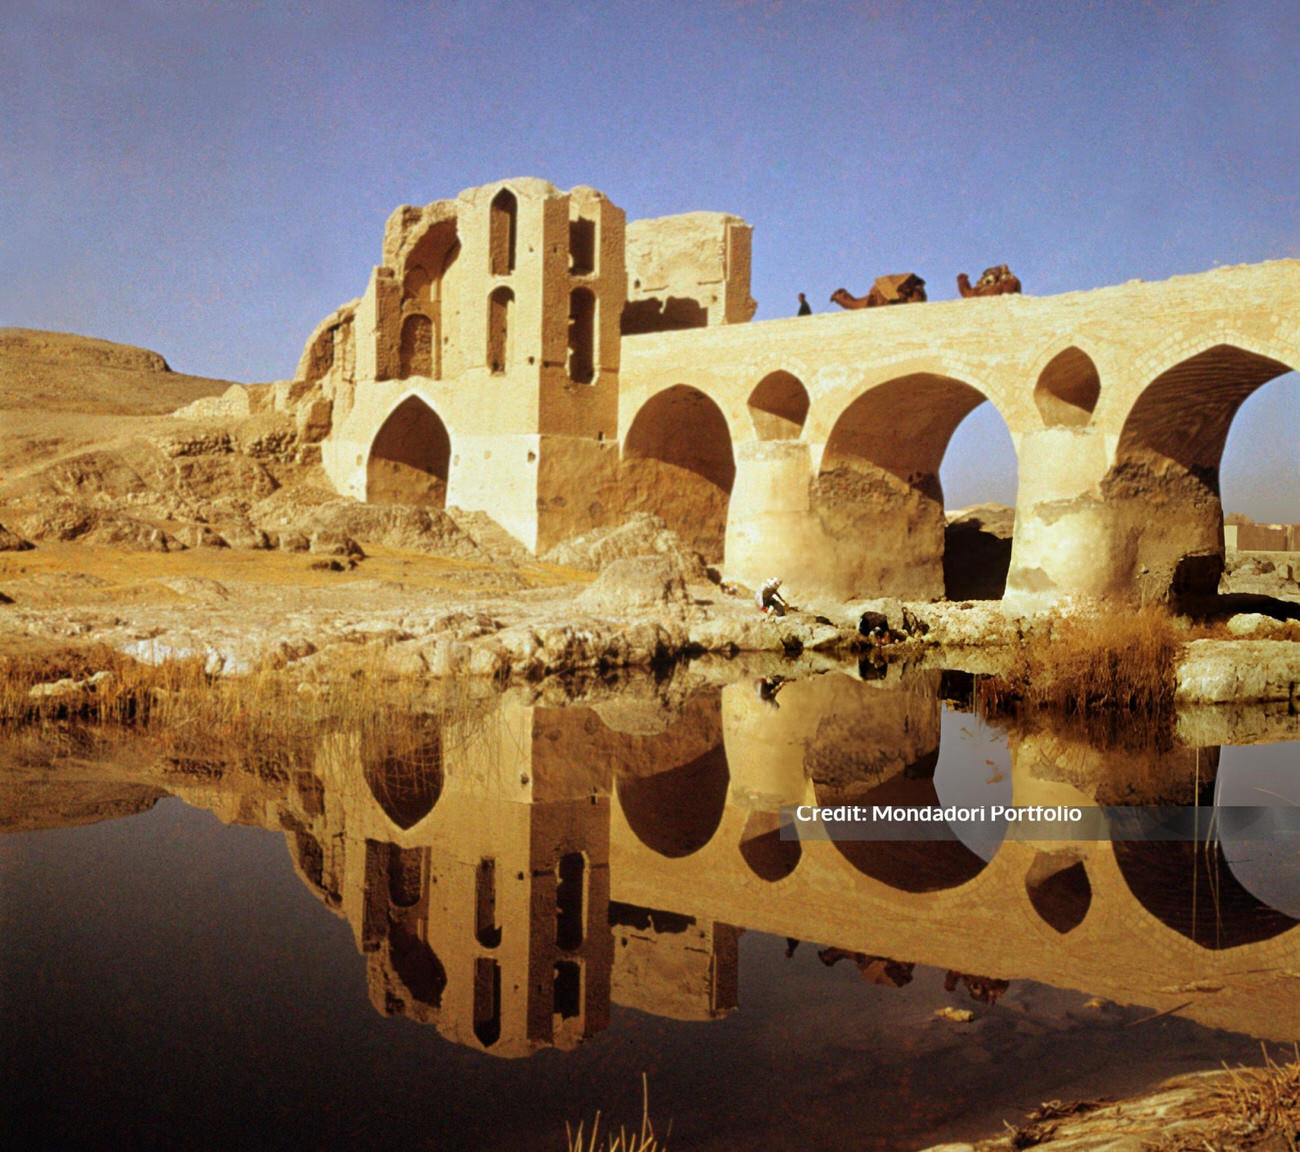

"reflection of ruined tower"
[298, 699, 616, 1058]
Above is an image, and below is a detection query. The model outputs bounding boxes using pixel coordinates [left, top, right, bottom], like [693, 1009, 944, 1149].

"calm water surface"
[3, 667, 1299, 1150]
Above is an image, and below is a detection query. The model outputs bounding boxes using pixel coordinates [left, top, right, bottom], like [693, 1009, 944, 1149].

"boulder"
[578, 555, 689, 614]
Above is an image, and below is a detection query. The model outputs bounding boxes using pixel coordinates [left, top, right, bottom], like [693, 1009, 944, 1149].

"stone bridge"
[299, 177, 1300, 609]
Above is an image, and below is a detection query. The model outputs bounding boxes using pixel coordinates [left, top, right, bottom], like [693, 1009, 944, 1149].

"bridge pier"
[1004, 427, 1119, 612]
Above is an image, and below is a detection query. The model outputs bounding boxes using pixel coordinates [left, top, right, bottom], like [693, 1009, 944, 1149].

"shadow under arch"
[621, 384, 735, 561]
[739, 809, 801, 881]
[748, 370, 810, 440]
[1103, 343, 1295, 601]
[617, 744, 730, 858]
[814, 749, 992, 893]
[367, 395, 452, 508]
[814, 373, 1014, 600]
[1114, 836, 1298, 950]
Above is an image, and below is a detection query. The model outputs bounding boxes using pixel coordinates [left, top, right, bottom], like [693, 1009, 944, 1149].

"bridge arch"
[747, 369, 810, 441]
[814, 751, 994, 893]
[1102, 337, 1298, 600]
[367, 393, 452, 508]
[811, 372, 1017, 600]
[621, 384, 736, 561]
[616, 742, 730, 859]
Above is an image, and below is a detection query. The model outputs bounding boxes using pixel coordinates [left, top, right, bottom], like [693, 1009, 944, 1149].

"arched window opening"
[747, 371, 809, 440]
[475, 858, 501, 948]
[490, 189, 517, 276]
[473, 958, 502, 1047]
[367, 396, 451, 509]
[399, 312, 434, 379]
[488, 287, 513, 374]
[570, 216, 596, 275]
[1035, 347, 1100, 427]
[555, 852, 586, 951]
[554, 960, 582, 1020]
[389, 921, 447, 1009]
[622, 385, 735, 562]
[568, 288, 595, 384]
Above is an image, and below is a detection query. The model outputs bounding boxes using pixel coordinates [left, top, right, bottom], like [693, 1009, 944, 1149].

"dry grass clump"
[567, 1077, 667, 1152]
[0, 642, 486, 781]
[1149, 1050, 1300, 1151]
[0, 642, 210, 725]
[979, 605, 1180, 719]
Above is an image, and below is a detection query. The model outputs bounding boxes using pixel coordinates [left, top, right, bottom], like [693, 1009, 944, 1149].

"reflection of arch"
[1114, 837, 1298, 949]
[739, 809, 801, 881]
[748, 371, 810, 440]
[568, 288, 595, 384]
[1025, 852, 1091, 934]
[389, 921, 447, 1008]
[815, 751, 991, 892]
[1105, 344, 1295, 598]
[815, 374, 1012, 600]
[361, 723, 444, 830]
[399, 313, 434, 378]
[488, 287, 513, 374]
[367, 396, 451, 508]
[1035, 347, 1100, 427]
[618, 745, 729, 858]
[622, 385, 735, 561]
[489, 188, 517, 276]
[473, 958, 502, 1047]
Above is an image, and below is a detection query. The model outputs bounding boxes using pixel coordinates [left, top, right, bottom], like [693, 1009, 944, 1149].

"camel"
[831, 273, 927, 310]
[956, 264, 1022, 297]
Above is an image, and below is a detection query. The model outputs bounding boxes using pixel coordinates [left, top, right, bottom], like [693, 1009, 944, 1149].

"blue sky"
[4, 0, 1298, 515]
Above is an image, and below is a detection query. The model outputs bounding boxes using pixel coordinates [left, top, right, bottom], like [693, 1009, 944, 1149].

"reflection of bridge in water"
[252, 670, 1300, 1057]
[12, 670, 1299, 1057]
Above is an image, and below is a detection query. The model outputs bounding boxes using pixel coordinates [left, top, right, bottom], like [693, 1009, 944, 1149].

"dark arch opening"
[816, 374, 1013, 600]
[488, 287, 513, 374]
[389, 921, 447, 1009]
[739, 809, 801, 881]
[1025, 852, 1092, 934]
[367, 396, 451, 508]
[361, 724, 444, 830]
[1035, 347, 1100, 428]
[569, 288, 595, 384]
[1105, 345, 1295, 601]
[473, 958, 502, 1047]
[617, 744, 730, 858]
[622, 385, 735, 561]
[815, 749, 991, 893]
[748, 371, 810, 440]
[1114, 836, 1298, 949]
[489, 189, 517, 276]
